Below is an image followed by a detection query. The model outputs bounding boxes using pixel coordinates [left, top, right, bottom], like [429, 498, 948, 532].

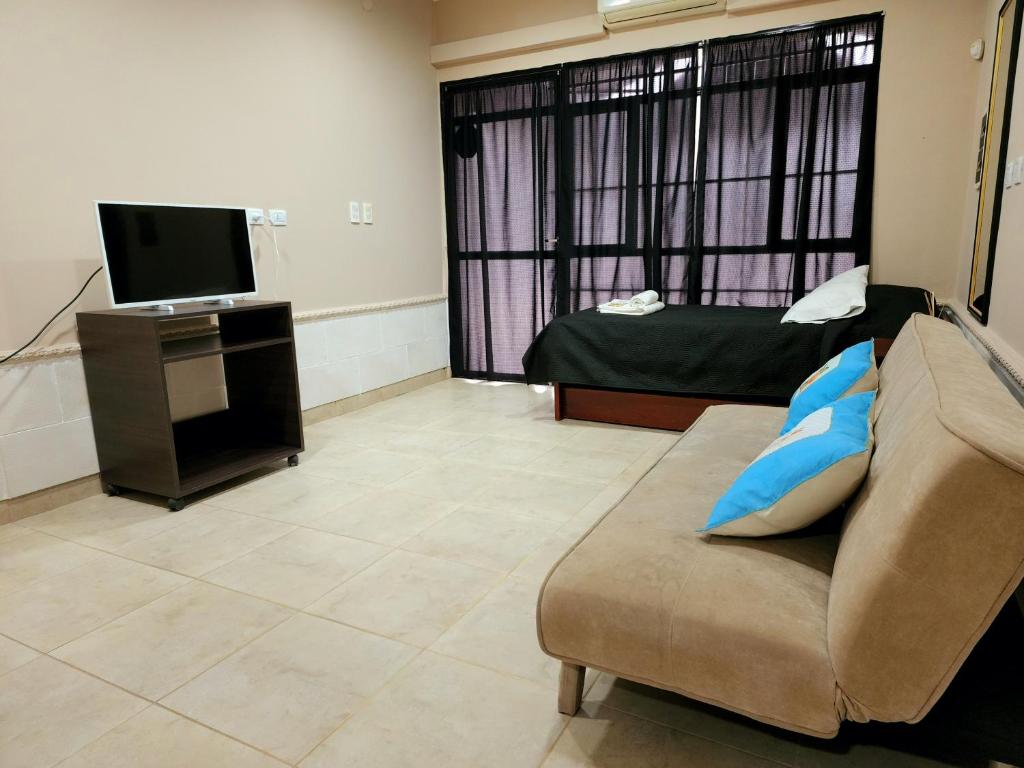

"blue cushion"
[781, 339, 877, 435]
[700, 391, 875, 537]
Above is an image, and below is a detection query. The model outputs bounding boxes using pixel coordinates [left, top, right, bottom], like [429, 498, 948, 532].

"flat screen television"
[95, 202, 257, 309]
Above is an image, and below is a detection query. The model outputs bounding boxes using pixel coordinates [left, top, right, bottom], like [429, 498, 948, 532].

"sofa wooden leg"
[558, 662, 585, 715]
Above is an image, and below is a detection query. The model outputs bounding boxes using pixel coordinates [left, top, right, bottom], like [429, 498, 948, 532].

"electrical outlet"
[245, 207, 265, 226]
[349, 201, 361, 224]
[268, 209, 288, 226]
[362, 202, 374, 225]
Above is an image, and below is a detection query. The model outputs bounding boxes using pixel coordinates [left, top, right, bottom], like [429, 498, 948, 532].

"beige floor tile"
[500, 414, 583, 444]
[307, 550, 500, 647]
[17, 495, 194, 551]
[0, 524, 31, 544]
[509, 531, 582, 585]
[378, 428, 480, 457]
[584, 674, 799, 765]
[164, 614, 416, 764]
[304, 417, 407, 448]
[471, 470, 605, 523]
[300, 652, 566, 768]
[53, 582, 292, 700]
[203, 528, 388, 608]
[114, 507, 294, 577]
[542, 703, 783, 767]
[388, 460, 517, 503]
[424, 410, 520, 435]
[0, 635, 39, 677]
[431, 578, 561, 688]
[205, 471, 368, 525]
[58, 706, 286, 768]
[527, 444, 638, 482]
[0, 553, 187, 651]
[311, 487, 459, 546]
[0, 656, 146, 768]
[298, 447, 432, 486]
[402, 506, 560, 573]
[359, 399, 456, 429]
[561, 422, 679, 455]
[0, 530, 101, 598]
[446, 435, 555, 468]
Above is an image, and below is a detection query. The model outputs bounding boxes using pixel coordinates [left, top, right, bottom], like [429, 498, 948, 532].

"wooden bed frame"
[553, 338, 894, 432]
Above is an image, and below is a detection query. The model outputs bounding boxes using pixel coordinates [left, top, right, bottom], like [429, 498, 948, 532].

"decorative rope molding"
[0, 294, 449, 364]
[292, 293, 447, 324]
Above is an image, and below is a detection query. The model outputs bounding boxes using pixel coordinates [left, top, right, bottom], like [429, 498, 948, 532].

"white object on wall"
[349, 202, 362, 224]
[970, 38, 986, 61]
[268, 209, 288, 226]
[598, 0, 725, 28]
[362, 202, 374, 225]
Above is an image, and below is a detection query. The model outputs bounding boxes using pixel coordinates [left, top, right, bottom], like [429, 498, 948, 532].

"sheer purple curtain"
[441, 72, 558, 379]
[441, 16, 882, 380]
[561, 46, 700, 311]
[695, 15, 882, 306]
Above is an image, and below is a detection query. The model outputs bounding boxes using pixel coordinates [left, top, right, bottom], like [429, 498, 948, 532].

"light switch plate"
[245, 208, 265, 226]
[362, 202, 374, 225]
[268, 209, 288, 226]
[349, 201, 361, 224]
[1006, 160, 1016, 189]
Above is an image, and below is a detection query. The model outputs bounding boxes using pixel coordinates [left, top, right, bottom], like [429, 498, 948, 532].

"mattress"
[521, 285, 932, 399]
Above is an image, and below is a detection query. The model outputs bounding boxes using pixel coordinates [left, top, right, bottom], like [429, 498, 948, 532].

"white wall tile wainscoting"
[0, 298, 450, 504]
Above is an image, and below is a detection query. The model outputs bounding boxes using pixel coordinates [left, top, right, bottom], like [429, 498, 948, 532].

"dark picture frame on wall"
[969, 0, 1024, 324]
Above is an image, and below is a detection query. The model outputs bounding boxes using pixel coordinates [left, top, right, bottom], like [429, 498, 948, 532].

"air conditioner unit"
[598, 0, 726, 29]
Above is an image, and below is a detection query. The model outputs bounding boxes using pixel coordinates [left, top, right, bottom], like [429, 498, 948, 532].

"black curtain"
[561, 46, 700, 312]
[441, 71, 558, 379]
[441, 15, 882, 380]
[695, 15, 883, 306]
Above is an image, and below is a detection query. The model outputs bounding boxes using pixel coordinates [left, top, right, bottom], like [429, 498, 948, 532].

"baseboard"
[0, 367, 451, 525]
[0, 474, 103, 525]
[302, 367, 450, 426]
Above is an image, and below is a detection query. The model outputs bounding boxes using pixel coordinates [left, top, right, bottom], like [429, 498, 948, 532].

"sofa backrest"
[828, 314, 1024, 725]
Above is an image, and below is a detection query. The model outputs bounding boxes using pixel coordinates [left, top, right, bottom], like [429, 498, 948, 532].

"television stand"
[77, 300, 304, 511]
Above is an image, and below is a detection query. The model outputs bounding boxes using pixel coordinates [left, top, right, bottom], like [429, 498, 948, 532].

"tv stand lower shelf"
[77, 300, 304, 510]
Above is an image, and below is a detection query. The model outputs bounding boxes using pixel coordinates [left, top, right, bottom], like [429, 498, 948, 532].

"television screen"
[96, 202, 257, 308]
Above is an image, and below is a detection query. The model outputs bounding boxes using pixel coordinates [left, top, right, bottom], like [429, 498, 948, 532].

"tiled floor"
[0, 379, 995, 767]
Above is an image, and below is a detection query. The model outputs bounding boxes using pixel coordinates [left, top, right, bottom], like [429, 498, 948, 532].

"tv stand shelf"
[77, 300, 304, 511]
[161, 333, 292, 363]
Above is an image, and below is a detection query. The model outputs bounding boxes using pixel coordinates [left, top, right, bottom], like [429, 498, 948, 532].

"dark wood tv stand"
[77, 300, 304, 510]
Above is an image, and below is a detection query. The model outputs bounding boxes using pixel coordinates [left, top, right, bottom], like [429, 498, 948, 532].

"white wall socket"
[362, 202, 374, 225]
[349, 201, 361, 224]
[268, 209, 288, 226]
[245, 207, 265, 226]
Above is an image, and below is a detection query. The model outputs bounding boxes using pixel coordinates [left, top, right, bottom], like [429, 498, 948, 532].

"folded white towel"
[629, 290, 660, 307]
[597, 301, 665, 316]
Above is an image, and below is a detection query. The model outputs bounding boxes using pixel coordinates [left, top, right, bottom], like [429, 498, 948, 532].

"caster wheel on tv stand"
[167, 498, 185, 512]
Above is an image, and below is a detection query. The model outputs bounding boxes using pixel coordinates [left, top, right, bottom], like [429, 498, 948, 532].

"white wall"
[0, 301, 449, 501]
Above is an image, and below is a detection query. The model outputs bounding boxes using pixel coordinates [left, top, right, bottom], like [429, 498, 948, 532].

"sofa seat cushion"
[538, 404, 843, 737]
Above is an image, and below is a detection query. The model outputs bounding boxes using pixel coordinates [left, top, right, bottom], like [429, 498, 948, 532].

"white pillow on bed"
[781, 265, 869, 325]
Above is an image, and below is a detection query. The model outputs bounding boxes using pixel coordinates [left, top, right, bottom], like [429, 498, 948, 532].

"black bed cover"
[521, 285, 933, 400]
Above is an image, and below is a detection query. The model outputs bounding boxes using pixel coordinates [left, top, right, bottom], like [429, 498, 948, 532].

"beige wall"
[955, 0, 1024, 368]
[433, 0, 988, 304]
[0, 0, 443, 352]
[433, 0, 595, 44]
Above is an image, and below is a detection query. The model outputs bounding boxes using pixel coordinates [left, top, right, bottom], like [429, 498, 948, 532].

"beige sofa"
[537, 314, 1024, 738]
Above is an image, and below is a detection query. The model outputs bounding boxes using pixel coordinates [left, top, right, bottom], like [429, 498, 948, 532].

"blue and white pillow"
[781, 339, 877, 435]
[700, 391, 875, 537]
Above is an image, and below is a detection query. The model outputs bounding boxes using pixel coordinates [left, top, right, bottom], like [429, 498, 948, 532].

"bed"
[522, 285, 934, 430]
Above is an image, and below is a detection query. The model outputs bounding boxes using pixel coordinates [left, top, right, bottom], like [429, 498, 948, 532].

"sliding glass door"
[441, 70, 558, 380]
[441, 14, 882, 381]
